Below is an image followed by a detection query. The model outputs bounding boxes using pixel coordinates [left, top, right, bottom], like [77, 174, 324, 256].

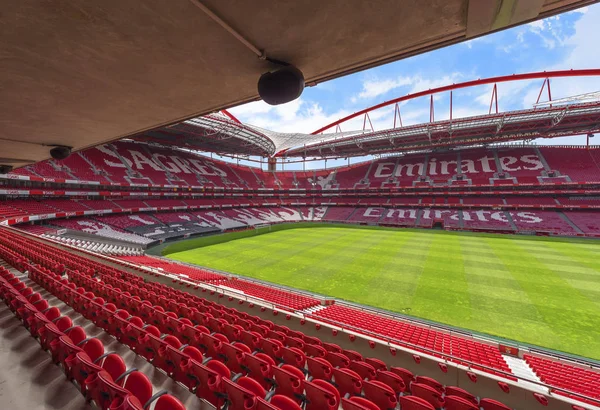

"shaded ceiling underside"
[1, 0, 596, 167]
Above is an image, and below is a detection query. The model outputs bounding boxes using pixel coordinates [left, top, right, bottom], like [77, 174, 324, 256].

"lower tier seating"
[0, 229, 520, 410]
[524, 355, 600, 406]
[311, 305, 513, 379]
[1, 227, 598, 409]
[0, 265, 186, 410]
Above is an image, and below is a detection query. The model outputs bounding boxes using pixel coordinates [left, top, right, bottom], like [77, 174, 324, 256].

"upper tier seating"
[55, 153, 110, 182]
[25, 161, 73, 179]
[0, 203, 25, 220]
[540, 147, 600, 182]
[78, 199, 119, 210]
[112, 199, 151, 209]
[11, 144, 600, 189]
[8, 199, 60, 215]
[44, 199, 92, 212]
[146, 199, 187, 208]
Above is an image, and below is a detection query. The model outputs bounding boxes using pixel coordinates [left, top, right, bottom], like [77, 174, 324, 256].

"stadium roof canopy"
[135, 69, 600, 159]
[136, 112, 359, 157]
[1, 0, 595, 168]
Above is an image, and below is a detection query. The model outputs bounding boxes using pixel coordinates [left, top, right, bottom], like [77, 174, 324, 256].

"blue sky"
[225, 4, 598, 170]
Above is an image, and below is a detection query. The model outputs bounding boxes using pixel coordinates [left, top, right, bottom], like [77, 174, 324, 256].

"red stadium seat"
[304, 379, 340, 410]
[444, 395, 479, 410]
[332, 367, 363, 397]
[411, 383, 445, 409]
[342, 396, 381, 410]
[399, 395, 436, 410]
[479, 398, 512, 410]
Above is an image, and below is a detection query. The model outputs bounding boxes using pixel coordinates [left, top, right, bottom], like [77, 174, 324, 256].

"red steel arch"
[311, 69, 600, 135]
[221, 109, 242, 124]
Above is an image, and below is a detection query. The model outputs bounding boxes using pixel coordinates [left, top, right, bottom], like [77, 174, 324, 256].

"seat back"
[411, 382, 445, 409]
[256, 395, 303, 410]
[307, 356, 333, 380]
[280, 346, 306, 369]
[118, 370, 153, 405]
[399, 395, 436, 410]
[95, 370, 131, 410]
[326, 351, 350, 369]
[445, 395, 479, 410]
[189, 360, 227, 408]
[261, 338, 283, 361]
[445, 386, 478, 406]
[245, 353, 274, 389]
[222, 342, 248, 374]
[223, 377, 261, 410]
[341, 396, 380, 410]
[363, 379, 397, 410]
[390, 366, 415, 391]
[272, 364, 305, 403]
[96, 353, 127, 381]
[375, 369, 406, 395]
[69, 352, 103, 394]
[350, 360, 376, 380]
[304, 343, 327, 358]
[479, 398, 512, 410]
[304, 379, 340, 410]
[415, 375, 444, 393]
[332, 367, 363, 397]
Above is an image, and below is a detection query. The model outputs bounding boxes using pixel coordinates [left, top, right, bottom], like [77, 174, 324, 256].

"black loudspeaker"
[0, 165, 13, 174]
[258, 65, 305, 105]
[50, 146, 72, 160]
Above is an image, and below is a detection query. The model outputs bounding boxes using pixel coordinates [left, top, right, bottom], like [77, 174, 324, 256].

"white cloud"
[525, 14, 568, 50]
[229, 98, 353, 134]
[528, 20, 545, 32]
[355, 76, 413, 100]
[353, 72, 465, 103]
[522, 5, 600, 106]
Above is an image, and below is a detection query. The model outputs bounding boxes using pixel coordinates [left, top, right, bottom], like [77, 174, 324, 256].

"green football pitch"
[164, 225, 600, 360]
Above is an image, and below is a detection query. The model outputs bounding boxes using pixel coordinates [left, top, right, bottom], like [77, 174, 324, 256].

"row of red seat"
[13, 144, 600, 188]
[26, 265, 303, 410]
[0, 227, 595, 409]
[64, 264, 512, 410]
[524, 355, 600, 406]
[0, 265, 185, 410]
[0, 227, 514, 410]
[310, 305, 512, 378]
[119, 256, 228, 283]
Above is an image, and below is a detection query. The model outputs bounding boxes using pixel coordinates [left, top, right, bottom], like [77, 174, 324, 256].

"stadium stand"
[524, 355, 600, 405]
[2, 142, 600, 410]
[49, 218, 154, 245]
[3, 226, 598, 410]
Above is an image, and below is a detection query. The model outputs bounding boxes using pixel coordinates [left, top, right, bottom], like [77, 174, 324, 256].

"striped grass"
[167, 227, 600, 360]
